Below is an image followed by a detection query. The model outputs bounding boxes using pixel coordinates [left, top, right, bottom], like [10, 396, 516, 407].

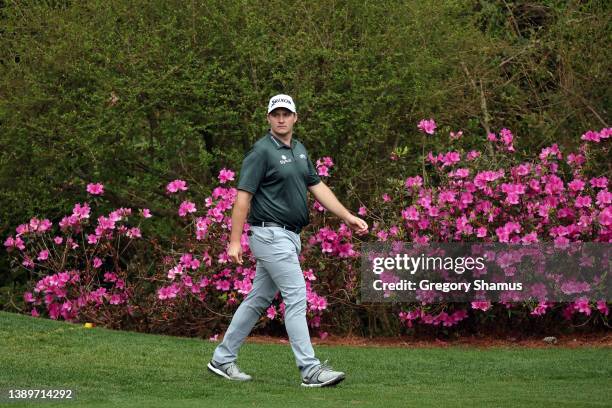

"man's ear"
[293, 113, 298, 123]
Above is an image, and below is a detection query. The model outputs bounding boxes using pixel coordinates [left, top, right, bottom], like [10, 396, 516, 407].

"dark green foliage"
[0, 0, 609, 304]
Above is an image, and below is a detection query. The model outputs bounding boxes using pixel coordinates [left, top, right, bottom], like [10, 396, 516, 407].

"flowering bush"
[360, 122, 610, 333]
[4, 184, 148, 327]
[4, 124, 611, 337]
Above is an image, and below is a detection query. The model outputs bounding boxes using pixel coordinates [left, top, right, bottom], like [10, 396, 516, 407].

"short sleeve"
[237, 149, 266, 193]
[305, 155, 321, 187]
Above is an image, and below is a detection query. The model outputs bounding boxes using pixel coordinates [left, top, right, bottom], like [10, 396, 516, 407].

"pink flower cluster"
[316, 156, 334, 177]
[580, 127, 611, 143]
[25, 269, 128, 321]
[487, 128, 516, 152]
[4, 183, 149, 321]
[399, 308, 469, 328]
[391, 138, 611, 245]
[86, 183, 105, 195]
[218, 169, 235, 184]
[166, 179, 188, 194]
[418, 119, 437, 135]
[309, 224, 357, 258]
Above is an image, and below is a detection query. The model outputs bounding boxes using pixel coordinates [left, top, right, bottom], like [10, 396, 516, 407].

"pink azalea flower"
[178, 201, 197, 217]
[358, 206, 367, 216]
[418, 118, 437, 134]
[401, 206, 420, 221]
[22, 256, 34, 268]
[109, 294, 123, 305]
[29, 218, 52, 233]
[471, 301, 491, 311]
[590, 177, 608, 189]
[104, 272, 117, 282]
[73, 202, 91, 219]
[16, 223, 30, 236]
[215, 280, 230, 291]
[450, 130, 463, 140]
[596, 300, 609, 316]
[452, 168, 470, 179]
[86, 182, 105, 195]
[37, 250, 49, 261]
[580, 130, 600, 142]
[141, 208, 152, 218]
[157, 284, 180, 300]
[317, 165, 330, 177]
[438, 190, 456, 205]
[266, 306, 277, 319]
[127, 227, 142, 238]
[596, 190, 611, 207]
[303, 268, 316, 281]
[567, 153, 586, 167]
[500, 128, 514, 145]
[54, 236, 63, 245]
[466, 150, 481, 160]
[530, 301, 549, 316]
[574, 195, 592, 208]
[316, 157, 334, 168]
[322, 157, 334, 167]
[313, 200, 326, 212]
[597, 207, 612, 227]
[218, 168, 235, 184]
[4, 236, 21, 251]
[573, 297, 591, 315]
[441, 151, 461, 167]
[404, 176, 423, 189]
[568, 179, 585, 192]
[382, 193, 391, 202]
[308, 294, 328, 311]
[93, 257, 103, 268]
[166, 179, 188, 194]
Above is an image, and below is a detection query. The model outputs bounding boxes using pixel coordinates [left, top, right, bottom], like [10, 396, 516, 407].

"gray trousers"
[212, 226, 320, 377]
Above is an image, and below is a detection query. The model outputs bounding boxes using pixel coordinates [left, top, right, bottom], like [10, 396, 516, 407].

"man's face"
[267, 108, 297, 138]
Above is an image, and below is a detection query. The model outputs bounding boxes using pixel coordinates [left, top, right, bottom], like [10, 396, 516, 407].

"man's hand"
[227, 241, 243, 265]
[345, 214, 368, 235]
[227, 190, 252, 265]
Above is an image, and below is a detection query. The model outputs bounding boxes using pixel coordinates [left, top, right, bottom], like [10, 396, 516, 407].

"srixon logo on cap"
[271, 98, 292, 107]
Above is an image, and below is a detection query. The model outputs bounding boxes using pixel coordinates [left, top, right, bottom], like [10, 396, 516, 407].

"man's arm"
[227, 190, 253, 264]
[308, 181, 368, 234]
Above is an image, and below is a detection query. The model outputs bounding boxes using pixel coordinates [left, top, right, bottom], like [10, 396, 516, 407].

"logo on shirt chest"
[280, 154, 293, 165]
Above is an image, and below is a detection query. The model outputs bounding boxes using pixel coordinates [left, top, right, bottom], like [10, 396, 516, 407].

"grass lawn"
[0, 311, 610, 408]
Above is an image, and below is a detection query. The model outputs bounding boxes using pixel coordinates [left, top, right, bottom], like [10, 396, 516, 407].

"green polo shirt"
[237, 131, 321, 230]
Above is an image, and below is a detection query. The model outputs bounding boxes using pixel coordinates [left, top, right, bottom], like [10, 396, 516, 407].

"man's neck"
[270, 130, 292, 147]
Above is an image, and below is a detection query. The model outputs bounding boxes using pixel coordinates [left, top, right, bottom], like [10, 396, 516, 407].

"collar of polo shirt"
[268, 131, 297, 149]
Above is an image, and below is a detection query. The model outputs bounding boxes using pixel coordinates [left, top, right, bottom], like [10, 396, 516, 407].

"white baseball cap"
[267, 94, 296, 114]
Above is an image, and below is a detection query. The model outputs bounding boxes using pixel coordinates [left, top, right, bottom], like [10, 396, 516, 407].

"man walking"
[207, 94, 368, 387]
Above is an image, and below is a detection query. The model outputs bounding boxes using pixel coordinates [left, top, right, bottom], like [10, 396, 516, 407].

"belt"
[252, 221, 301, 234]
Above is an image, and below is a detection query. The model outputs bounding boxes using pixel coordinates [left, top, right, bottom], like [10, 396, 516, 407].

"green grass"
[0, 311, 610, 408]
